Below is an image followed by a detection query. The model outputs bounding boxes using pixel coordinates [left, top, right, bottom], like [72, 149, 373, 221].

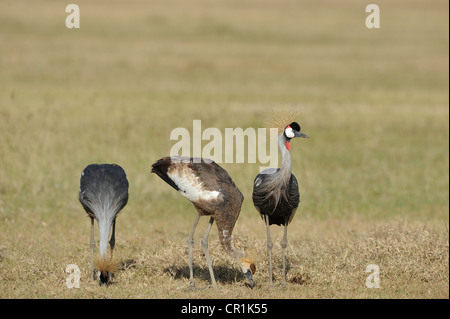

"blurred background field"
[0, 0, 448, 298]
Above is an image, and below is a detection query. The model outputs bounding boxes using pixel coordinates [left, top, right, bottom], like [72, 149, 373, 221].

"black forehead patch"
[289, 122, 301, 132]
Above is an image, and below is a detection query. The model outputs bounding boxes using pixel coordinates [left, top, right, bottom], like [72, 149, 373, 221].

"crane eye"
[284, 126, 295, 139]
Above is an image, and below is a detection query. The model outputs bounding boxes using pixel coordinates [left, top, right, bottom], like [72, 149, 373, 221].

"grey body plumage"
[253, 170, 299, 226]
[252, 122, 308, 286]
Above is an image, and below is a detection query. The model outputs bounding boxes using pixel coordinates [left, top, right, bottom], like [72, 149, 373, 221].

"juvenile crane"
[151, 156, 255, 289]
[252, 122, 308, 286]
[78, 164, 129, 286]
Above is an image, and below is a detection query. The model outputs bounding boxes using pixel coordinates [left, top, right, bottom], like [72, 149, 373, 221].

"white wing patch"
[168, 167, 220, 202]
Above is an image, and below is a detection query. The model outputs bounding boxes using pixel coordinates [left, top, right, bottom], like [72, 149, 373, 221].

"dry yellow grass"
[0, 0, 448, 299]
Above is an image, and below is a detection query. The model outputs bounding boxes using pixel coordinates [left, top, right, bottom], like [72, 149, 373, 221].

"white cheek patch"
[285, 127, 295, 138]
[168, 168, 220, 202]
[240, 261, 252, 273]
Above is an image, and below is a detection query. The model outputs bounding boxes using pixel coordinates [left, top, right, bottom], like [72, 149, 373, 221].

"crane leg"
[202, 217, 217, 288]
[187, 215, 200, 289]
[281, 223, 288, 286]
[90, 217, 95, 281]
[265, 215, 274, 287]
[109, 218, 116, 259]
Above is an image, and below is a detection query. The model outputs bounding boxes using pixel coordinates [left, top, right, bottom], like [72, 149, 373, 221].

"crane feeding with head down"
[151, 156, 255, 289]
[78, 164, 129, 286]
[252, 121, 308, 286]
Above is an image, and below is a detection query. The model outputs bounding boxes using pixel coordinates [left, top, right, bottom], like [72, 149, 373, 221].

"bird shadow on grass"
[119, 258, 138, 271]
[164, 264, 246, 285]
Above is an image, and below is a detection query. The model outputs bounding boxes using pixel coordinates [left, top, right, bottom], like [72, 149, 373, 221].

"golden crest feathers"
[263, 107, 300, 133]
[239, 257, 255, 264]
[239, 257, 256, 274]
[94, 256, 120, 275]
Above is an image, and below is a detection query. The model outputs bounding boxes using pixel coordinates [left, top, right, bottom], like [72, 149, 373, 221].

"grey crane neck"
[278, 132, 292, 181]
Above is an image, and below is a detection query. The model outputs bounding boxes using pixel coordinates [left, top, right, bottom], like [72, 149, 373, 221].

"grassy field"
[0, 0, 448, 299]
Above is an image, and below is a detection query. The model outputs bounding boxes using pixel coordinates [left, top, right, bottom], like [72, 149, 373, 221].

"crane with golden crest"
[78, 164, 129, 286]
[252, 111, 309, 286]
[151, 156, 255, 289]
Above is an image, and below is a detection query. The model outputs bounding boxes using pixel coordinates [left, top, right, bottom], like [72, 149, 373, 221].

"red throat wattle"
[285, 140, 291, 151]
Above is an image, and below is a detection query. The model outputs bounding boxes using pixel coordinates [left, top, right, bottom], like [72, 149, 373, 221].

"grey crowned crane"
[151, 156, 255, 289]
[252, 122, 308, 286]
[78, 164, 129, 286]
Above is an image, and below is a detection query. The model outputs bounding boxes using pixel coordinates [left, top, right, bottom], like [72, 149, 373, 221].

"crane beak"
[294, 131, 309, 138]
[244, 269, 254, 288]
